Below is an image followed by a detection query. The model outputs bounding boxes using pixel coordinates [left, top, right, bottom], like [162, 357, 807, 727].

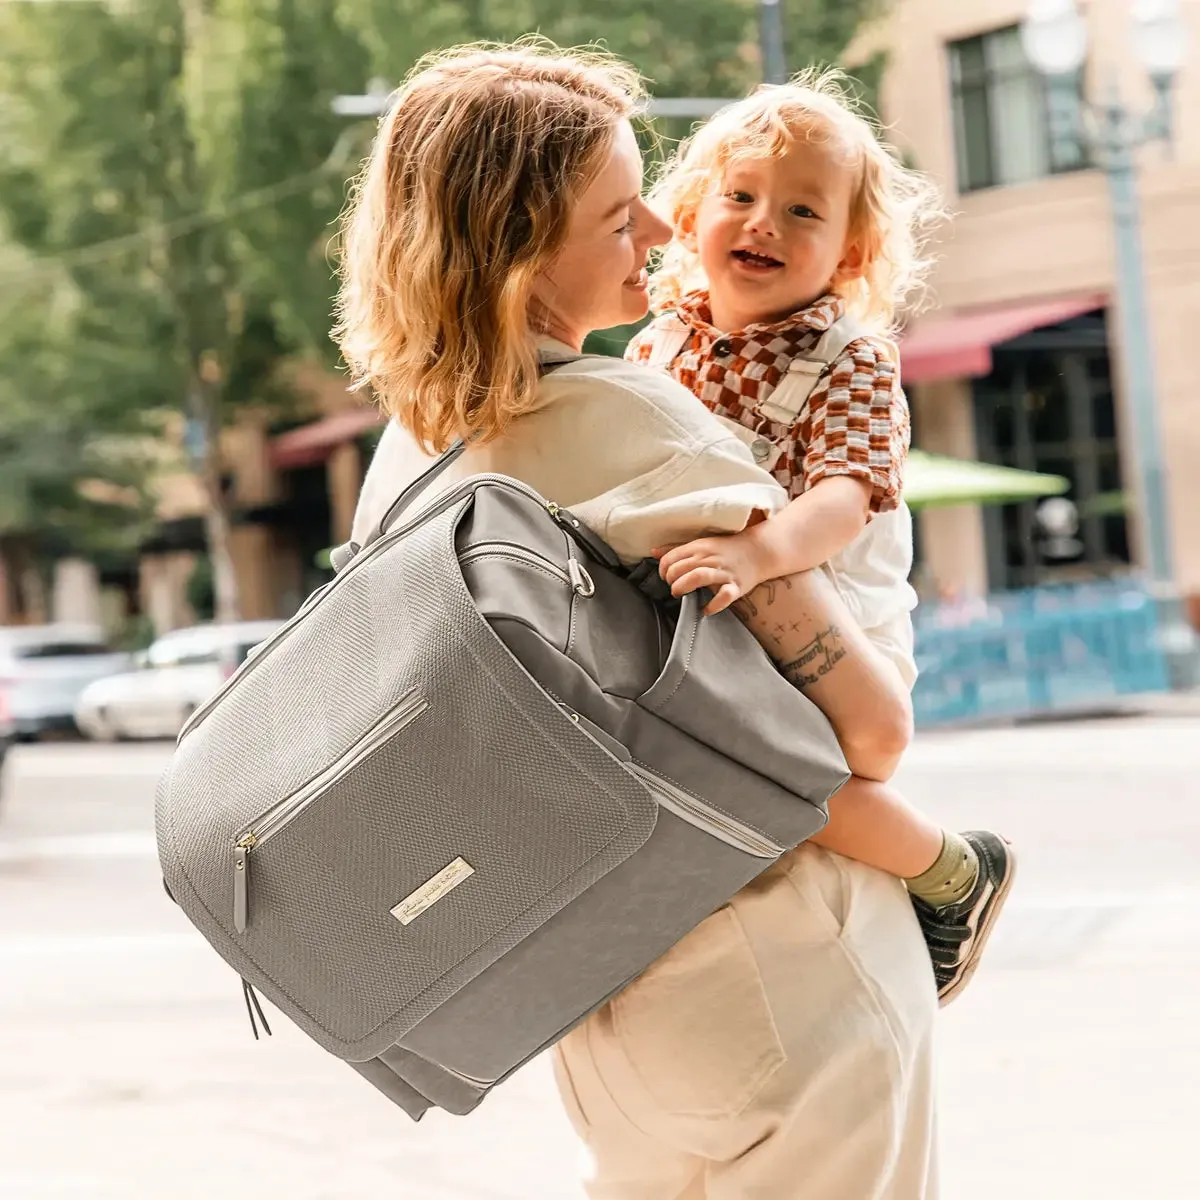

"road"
[0, 712, 1197, 1199]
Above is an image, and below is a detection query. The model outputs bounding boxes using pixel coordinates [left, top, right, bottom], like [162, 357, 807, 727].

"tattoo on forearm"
[780, 624, 848, 690]
[762, 578, 791, 604]
[732, 594, 759, 621]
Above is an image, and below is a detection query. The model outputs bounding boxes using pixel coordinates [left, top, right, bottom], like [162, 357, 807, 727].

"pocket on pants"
[778, 844, 852, 941]
[609, 905, 785, 1118]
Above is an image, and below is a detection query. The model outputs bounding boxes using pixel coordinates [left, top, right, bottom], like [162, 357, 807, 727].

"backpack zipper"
[458, 541, 594, 596]
[179, 475, 555, 742]
[232, 689, 428, 932]
[559, 706, 784, 860]
[625, 763, 784, 859]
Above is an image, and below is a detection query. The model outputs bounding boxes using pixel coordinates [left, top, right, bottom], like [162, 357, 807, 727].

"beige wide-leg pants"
[553, 845, 939, 1199]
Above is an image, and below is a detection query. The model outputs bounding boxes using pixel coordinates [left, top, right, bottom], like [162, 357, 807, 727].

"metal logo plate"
[390, 857, 475, 926]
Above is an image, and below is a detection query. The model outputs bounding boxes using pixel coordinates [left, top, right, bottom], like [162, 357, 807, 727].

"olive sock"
[904, 831, 979, 908]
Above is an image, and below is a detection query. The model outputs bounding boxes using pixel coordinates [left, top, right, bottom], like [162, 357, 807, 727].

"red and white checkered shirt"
[626, 291, 909, 514]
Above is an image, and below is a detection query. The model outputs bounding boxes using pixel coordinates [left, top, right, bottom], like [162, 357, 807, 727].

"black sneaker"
[911, 830, 1016, 1006]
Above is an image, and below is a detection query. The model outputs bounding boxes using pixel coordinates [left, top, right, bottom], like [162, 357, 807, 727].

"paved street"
[1, 713, 1197, 1199]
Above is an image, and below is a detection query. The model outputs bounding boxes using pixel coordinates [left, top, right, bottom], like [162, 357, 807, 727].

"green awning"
[905, 450, 1069, 509]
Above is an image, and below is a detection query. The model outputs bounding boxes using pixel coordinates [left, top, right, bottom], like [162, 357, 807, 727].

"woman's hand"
[653, 530, 776, 616]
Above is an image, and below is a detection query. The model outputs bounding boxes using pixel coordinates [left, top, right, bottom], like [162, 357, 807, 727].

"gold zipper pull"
[233, 835, 255, 933]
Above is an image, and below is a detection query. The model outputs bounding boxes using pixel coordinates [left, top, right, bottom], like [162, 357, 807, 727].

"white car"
[74, 620, 283, 741]
[0, 624, 131, 741]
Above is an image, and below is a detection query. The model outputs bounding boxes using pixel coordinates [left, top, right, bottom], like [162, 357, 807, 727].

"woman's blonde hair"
[648, 68, 943, 333]
[334, 40, 645, 451]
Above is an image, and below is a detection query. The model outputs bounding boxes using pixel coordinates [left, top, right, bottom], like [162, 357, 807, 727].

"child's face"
[688, 137, 861, 332]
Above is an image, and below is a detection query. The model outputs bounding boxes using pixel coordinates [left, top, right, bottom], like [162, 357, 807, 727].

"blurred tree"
[0, 0, 366, 620]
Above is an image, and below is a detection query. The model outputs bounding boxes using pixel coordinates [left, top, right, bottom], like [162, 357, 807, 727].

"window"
[971, 312, 1129, 590]
[949, 26, 1084, 193]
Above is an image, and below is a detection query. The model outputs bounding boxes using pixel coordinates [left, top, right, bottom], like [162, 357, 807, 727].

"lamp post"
[760, 0, 789, 86]
[1021, 0, 1198, 687]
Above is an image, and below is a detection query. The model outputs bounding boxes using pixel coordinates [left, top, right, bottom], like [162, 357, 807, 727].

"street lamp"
[760, 0, 788, 86]
[1021, 0, 1198, 687]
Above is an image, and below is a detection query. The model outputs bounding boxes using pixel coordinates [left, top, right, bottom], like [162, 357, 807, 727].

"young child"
[628, 71, 1015, 1004]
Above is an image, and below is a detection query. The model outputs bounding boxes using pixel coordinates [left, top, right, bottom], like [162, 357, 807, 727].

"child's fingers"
[670, 566, 732, 598]
[661, 554, 714, 587]
[655, 543, 698, 576]
[703, 583, 742, 616]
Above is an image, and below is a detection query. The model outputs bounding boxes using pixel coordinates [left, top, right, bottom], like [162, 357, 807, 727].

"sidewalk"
[3, 881, 1199, 1199]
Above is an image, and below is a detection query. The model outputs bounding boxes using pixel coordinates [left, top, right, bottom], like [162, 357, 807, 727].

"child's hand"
[652, 530, 773, 616]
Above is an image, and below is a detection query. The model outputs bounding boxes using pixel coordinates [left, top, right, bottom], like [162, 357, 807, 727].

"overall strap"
[756, 316, 893, 426]
[640, 315, 691, 369]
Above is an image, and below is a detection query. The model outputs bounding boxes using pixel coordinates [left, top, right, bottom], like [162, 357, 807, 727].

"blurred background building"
[870, 0, 1198, 625]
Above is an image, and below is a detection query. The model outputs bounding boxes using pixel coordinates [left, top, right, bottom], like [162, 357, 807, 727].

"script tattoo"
[780, 624, 848, 690]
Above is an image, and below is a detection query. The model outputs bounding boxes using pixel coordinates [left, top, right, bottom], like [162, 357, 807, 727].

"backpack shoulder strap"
[330, 356, 580, 572]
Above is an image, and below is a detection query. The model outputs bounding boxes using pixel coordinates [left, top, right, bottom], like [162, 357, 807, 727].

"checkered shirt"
[626, 291, 909, 513]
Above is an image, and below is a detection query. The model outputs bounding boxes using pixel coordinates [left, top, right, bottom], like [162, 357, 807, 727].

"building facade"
[867, 0, 1200, 624]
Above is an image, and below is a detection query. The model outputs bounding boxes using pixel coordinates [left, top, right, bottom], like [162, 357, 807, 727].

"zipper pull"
[567, 556, 595, 598]
[233, 837, 254, 933]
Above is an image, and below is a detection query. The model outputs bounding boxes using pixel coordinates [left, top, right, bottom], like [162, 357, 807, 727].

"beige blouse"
[350, 338, 788, 565]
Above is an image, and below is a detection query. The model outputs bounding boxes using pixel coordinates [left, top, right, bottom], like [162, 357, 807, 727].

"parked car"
[0, 624, 131, 741]
[74, 620, 283, 741]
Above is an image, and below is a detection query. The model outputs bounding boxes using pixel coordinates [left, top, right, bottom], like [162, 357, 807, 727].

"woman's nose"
[640, 207, 673, 249]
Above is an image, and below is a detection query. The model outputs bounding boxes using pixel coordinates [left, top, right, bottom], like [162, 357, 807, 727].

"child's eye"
[726, 190, 753, 204]
[615, 217, 635, 234]
[789, 204, 819, 219]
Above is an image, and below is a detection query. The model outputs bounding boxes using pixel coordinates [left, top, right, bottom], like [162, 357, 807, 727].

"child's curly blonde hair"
[648, 68, 943, 334]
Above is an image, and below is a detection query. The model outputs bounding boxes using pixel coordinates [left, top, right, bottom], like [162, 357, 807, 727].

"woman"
[337, 40, 938, 1199]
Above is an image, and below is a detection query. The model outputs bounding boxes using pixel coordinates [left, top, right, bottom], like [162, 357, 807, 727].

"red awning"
[270, 407, 383, 470]
[900, 293, 1107, 385]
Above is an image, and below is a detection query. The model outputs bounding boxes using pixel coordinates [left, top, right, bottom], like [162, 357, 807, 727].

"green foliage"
[0, 0, 367, 594]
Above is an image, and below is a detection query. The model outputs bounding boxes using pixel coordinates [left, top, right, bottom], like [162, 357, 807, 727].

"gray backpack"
[155, 383, 849, 1121]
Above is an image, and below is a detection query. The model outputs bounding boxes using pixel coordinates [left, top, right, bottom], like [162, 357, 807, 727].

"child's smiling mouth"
[731, 248, 784, 271]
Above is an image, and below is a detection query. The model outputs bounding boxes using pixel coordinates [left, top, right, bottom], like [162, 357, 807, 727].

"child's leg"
[807, 775, 944, 878]
[732, 568, 912, 783]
